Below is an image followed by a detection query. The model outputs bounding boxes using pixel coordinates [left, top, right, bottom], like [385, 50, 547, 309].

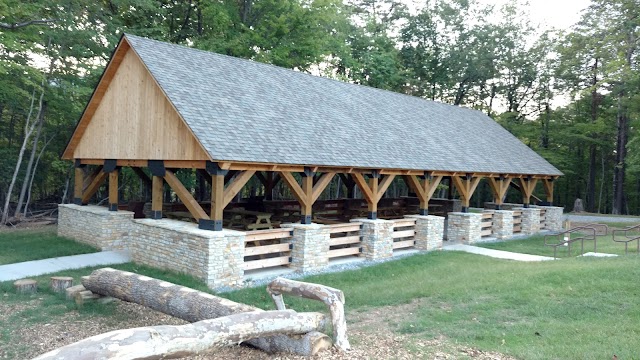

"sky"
[480, 0, 592, 30]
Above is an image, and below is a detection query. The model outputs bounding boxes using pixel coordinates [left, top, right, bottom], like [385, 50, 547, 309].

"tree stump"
[14, 279, 37, 294]
[50, 276, 74, 293]
[65, 285, 86, 300]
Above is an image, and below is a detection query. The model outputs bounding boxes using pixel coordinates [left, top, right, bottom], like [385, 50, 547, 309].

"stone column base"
[492, 210, 514, 239]
[282, 223, 330, 273]
[541, 206, 564, 231]
[353, 219, 393, 260]
[446, 212, 482, 244]
[405, 215, 444, 251]
[58, 204, 134, 250]
[518, 208, 541, 235]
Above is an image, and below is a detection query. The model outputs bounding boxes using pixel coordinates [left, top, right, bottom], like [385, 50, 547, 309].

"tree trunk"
[1, 90, 43, 225]
[613, 98, 628, 214]
[267, 277, 350, 351]
[24, 135, 52, 216]
[15, 101, 46, 217]
[81, 268, 331, 356]
[33, 310, 325, 360]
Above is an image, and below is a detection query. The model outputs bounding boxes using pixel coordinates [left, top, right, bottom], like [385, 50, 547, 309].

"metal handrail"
[612, 224, 640, 255]
[544, 224, 607, 259]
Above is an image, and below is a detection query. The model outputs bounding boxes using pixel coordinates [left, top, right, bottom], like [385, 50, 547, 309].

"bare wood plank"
[392, 239, 415, 249]
[211, 174, 224, 221]
[109, 170, 118, 207]
[243, 256, 290, 271]
[164, 170, 208, 220]
[328, 247, 361, 258]
[481, 229, 493, 236]
[244, 243, 291, 257]
[329, 236, 361, 246]
[327, 223, 362, 233]
[245, 230, 292, 242]
[392, 229, 416, 239]
[391, 219, 417, 228]
[74, 167, 84, 200]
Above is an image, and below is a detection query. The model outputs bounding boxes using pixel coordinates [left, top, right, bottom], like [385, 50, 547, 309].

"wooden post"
[487, 176, 511, 210]
[81, 170, 108, 205]
[519, 177, 539, 208]
[279, 169, 335, 224]
[73, 160, 85, 205]
[451, 174, 482, 212]
[151, 176, 163, 219]
[108, 169, 119, 211]
[542, 178, 554, 205]
[210, 174, 224, 231]
[403, 174, 442, 215]
[301, 169, 313, 223]
[351, 172, 395, 220]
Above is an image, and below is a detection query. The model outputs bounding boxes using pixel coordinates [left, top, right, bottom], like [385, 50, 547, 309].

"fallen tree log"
[34, 310, 324, 360]
[81, 268, 331, 356]
[267, 277, 350, 351]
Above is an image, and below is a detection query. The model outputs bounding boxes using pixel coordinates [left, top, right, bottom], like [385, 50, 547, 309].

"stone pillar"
[131, 219, 244, 289]
[519, 207, 541, 235]
[283, 223, 330, 273]
[446, 212, 482, 244]
[354, 219, 393, 260]
[406, 215, 444, 251]
[542, 206, 564, 231]
[491, 210, 514, 239]
[58, 204, 134, 250]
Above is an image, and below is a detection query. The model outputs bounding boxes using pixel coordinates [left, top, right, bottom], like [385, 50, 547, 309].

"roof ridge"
[123, 33, 474, 113]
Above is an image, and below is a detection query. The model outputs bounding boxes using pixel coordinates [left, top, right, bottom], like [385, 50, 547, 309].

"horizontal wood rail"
[481, 211, 494, 238]
[390, 218, 416, 250]
[512, 210, 522, 233]
[243, 228, 293, 271]
[328, 222, 362, 259]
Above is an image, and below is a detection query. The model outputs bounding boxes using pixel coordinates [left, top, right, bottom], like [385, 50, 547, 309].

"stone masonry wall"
[519, 207, 541, 235]
[58, 204, 134, 250]
[541, 206, 564, 231]
[355, 219, 393, 260]
[132, 219, 244, 288]
[407, 215, 444, 251]
[492, 210, 514, 240]
[446, 212, 482, 244]
[282, 223, 330, 273]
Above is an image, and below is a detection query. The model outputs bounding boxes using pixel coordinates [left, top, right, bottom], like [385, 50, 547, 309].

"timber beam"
[149, 160, 166, 219]
[255, 172, 281, 200]
[487, 176, 512, 210]
[542, 178, 555, 205]
[279, 169, 335, 224]
[351, 172, 396, 219]
[103, 160, 119, 212]
[205, 161, 256, 231]
[519, 177, 539, 207]
[73, 160, 86, 205]
[402, 174, 443, 215]
[451, 174, 482, 212]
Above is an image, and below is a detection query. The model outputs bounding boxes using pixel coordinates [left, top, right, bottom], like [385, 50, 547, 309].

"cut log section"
[50, 276, 74, 293]
[33, 310, 325, 360]
[75, 290, 101, 306]
[267, 277, 351, 351]
[14, 279, 37, 294]
[81, 268, 331, 356]
[65, 284, 86, 300]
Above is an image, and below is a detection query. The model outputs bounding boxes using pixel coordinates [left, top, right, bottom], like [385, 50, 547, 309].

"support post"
[403, 173, 442, 215]
[542, 178, 555, 206]
[487, 176, 511, 210]
[279, 169, 335, 225]
[519, 177, 539, 208]
[108, 169, 119, 211]
[351, 171, 395, 220]
[149, 160, 166, 220]
[73, 160, 85, 205]
[451, 174, 482, 212]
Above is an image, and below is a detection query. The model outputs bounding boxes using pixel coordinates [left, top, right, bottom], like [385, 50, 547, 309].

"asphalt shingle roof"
[125, 34, 562, 176]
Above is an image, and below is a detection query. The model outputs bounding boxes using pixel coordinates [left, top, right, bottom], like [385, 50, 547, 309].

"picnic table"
[225, 209, 274, 230]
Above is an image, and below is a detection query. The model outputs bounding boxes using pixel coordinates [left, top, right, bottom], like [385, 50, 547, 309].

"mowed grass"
[0, 226, 99, 265]
[225, 252, 640, 359]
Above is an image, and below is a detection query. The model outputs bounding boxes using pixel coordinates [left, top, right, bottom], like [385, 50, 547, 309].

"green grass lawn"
[3, 241, 640, 359]
[0, 227, 99, 265]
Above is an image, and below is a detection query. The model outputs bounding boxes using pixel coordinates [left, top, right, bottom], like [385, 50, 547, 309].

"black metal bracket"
[109, 203, 118, 211]
[206, 161, 229, 176]
[370, 170, 380, 179]
[301, 167, 314, 178]
[419, 208, 428, 216]
[368, 211, 377, 220]
[73, 197, 82, 205]
[461, 207, 469, 213]
[74, 159, 86, 168]
[300, 214, 312, 224]
[150, 210, 163, 219]
[103, 159, 117, 173]
[148, 160, 166, 177]
[199, 219, 223, 231]
[288, 243, 294, 250]
[495, 205, 502, 210]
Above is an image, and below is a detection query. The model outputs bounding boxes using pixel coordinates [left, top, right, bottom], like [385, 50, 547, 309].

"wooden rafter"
[519, 177, 539, 206]
[403, 175, 443, 213]
[279, 170, 335, 222]
[451, 174, 483, 209]
[163, 170, 208, 220]
[487, 176, 512, 206]
[351, 173, 396, 217]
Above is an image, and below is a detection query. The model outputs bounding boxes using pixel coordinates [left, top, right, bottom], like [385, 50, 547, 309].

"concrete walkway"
[0, 251, 131, 282]
[443, 244, 554, 262]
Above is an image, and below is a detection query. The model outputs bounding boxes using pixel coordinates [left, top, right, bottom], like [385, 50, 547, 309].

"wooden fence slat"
[328, 247, 361, 258]
[242, 256, 290, 271]
[391, 219, 416, 228]
[392, 229, 415, 239]
[327, 223, 362, 233]
[329, 236, 361, 246]
[244, 243, 290, 257]
[392, 239, 415, 249]
[481, 229, 493, 237]
[245, 229, 292, 242]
